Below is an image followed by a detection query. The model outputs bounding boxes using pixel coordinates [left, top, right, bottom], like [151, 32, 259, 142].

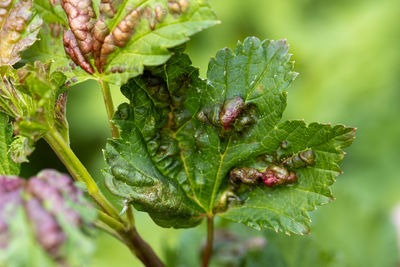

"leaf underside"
[104, 37, 355, 234]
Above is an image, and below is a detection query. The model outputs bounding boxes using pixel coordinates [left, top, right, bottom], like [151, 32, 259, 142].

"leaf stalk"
[202, 216, 214, 267]
[98, 78, 120, 138]
[44, 128, 121, 221]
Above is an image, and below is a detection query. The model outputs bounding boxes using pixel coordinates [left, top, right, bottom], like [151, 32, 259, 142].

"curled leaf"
[60, 0, 96, 56]
[63, 29, 94, 74]
[0, 0, 42, 65]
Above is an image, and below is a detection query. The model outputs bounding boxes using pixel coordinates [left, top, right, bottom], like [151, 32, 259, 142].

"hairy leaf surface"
[0, 113, 20, 175]
[104, 37, 355, 234]
[0, 0, 42, 65]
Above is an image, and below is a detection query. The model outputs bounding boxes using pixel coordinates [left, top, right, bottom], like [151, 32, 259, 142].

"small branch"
[99, 209, 164, 267]
[94, 221, 124, 243]
[124, 226, 165, 267]
[98, 78, 120, 138]
[202, 216, 214, 267]
[44, 129, 121, 222]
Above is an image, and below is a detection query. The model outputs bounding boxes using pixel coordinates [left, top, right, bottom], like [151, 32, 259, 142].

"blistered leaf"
[0, 113, 20, 174]
[104, 37, 355, 234]
[25, 0, 218, 89]
[0, 170, 96, 266]
[0, 0, 42, 65]
[98, 0, 218, 87]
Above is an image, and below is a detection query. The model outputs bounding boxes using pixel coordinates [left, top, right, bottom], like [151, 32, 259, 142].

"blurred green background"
[21, 0, 400, 266]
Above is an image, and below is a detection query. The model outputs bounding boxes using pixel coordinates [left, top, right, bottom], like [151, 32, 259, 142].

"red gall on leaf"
[60, 0, 96, 56]
[63, 29, 94, 74]
[98, 8, 142, 71]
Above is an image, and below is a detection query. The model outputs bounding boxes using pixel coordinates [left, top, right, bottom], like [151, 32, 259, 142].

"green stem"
[44, 129, 121, 222]
[202, 216, 214, 267]
[94, 221, 124, 243]
[126, 204, 135, 229]
[98, 78, 120, 138]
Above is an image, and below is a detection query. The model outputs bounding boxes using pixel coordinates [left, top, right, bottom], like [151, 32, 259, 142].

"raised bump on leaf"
[93, 18, 109, 71]
[99, 0, 123, 18]
[220, 96, 245, 130]
[0, 0, 42, 65]
[230, 167, 263, 185]
[63, 29, 94, 74]
[99, 8, 142, 71]
[283, 150, 316, 169]
[262, 165, 297, 187]
[60, 0, 96, 56]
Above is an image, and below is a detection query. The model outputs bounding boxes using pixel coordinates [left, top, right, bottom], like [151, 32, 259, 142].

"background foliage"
[21, 0, 400, 266]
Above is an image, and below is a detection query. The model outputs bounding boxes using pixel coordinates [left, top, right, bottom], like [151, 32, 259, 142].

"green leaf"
[0, 0, 43, 65]
[22, 23, 93, 86]
[98, 0, 219, 87]
[220, 121, 355, 234]
[25, 0, 218, 88]
[0, 113, 20, 175]
[0, 63, 69, 160]
[104, 37, 355, 234]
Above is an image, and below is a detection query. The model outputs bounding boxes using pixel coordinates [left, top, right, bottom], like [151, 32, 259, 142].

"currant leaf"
[0, 0, 43, 66]
[104, 37, 355, 234]
[0, 113, 20, 174]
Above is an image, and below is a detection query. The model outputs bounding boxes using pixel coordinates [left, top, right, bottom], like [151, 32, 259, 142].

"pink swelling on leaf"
[0, 170, 94, 261]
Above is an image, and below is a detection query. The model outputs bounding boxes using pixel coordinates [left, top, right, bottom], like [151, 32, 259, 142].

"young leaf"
[0, 62, 69, 161]
[0, 113, 20, 175]
[0, 0, 42, 66]
[0, 170, 96, 266]
[96, 0, 219, 87]
[25, 0, 219, 88]
[104, 37, 355, 234]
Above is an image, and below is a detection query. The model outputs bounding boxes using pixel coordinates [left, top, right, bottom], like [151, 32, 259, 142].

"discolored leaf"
[98, 0, 219, 87]
[0, 170, 96, 266]
[0, 0, 42, 65]
[104, 37, 355, 234]
[25, 0, 218, 89]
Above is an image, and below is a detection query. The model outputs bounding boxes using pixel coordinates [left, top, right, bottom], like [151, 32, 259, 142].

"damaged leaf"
[104, 37, 355, 234]
[25, 0, 218, 88]
[0, 0, 42, 65]
[0, 169, 96, 266]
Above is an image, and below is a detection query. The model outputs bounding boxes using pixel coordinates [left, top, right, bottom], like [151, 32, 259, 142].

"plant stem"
[44, 129, 121, 222]
[98, 210, 164, 266]
[98, 78, 120, 138]
[202, 216, 214, 267]
[124, 227, 165, 267]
